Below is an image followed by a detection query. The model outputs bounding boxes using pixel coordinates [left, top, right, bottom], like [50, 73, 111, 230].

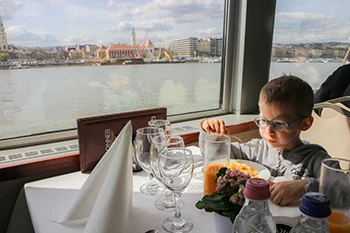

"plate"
[274, 216, 299, 233]
[230, 159, 271, 180]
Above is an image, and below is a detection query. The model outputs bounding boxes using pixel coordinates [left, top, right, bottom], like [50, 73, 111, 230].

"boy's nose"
[265, 124, 276, 134]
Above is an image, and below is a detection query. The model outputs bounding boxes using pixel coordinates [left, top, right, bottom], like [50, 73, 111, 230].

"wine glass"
[135, 127, 165, 195]
[148, 118, 171, 136]
[150, 134, 185, 211]
[158, 147, 194, 232]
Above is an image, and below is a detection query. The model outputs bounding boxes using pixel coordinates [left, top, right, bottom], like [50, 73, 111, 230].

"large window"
[270, 0, 350, 90]
[0, 0, 227, 141]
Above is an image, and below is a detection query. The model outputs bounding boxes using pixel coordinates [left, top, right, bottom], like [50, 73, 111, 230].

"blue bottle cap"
[299, 192, 331, 218]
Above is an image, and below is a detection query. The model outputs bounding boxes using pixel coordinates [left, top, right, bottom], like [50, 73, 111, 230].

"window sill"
[0, 114, 257, 181]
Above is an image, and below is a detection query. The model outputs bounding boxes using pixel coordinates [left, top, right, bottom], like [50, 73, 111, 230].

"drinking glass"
[319, 158, 350, 233]
[135, 127, 165, 195]
[150, 134, 185, 212]
[148, 118, 171, 136]
[158, 147, 194, 232]
[194, 130, 210, 180]
[203, 134, 230, 195]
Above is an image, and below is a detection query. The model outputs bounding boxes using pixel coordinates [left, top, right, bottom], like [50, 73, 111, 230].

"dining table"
[7, 146, 302, 233]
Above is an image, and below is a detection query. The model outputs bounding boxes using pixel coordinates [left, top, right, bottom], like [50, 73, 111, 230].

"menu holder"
[77, 107, 167, 172]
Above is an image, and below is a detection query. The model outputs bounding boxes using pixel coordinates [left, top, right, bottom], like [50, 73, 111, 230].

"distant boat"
[9, 64, 29, 69]
[150, 59, 170, 64]
[306, 59, 327, 63]
[276, 58, 296, 63]
[122, 58, 145, 65]
[184, 57, 200, 63]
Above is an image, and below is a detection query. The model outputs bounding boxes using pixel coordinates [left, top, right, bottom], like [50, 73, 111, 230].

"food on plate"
[229, 161, 259, 177]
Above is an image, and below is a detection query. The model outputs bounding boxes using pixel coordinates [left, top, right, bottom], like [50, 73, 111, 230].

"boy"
[200, 75, 331, 206]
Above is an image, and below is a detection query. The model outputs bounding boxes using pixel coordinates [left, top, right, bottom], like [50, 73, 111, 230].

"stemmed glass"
[158, 147, 194, 232]
[150, 134, 185, 211]
[148, 118, 171, 136]
[135, 127, 165, 195]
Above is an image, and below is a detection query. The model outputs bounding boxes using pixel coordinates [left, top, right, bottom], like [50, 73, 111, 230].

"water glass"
[135, 127, 164, 195]
[319, 158, 350, 233]
[203, 134, 230, 195]
[158, 147, 194, 232]
[150, 134, 185, 212]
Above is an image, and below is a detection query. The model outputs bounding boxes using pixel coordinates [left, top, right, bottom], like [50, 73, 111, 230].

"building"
[310, 49, 324, 58]
[86, 44, 99, 57]
[170, 37, 198, 58]
[197, 38, 210, 56]
[131, 27, 136, 46]
[209, 38, 223, 57]
[96, 40, 154, 59]
[0, 17, 8, 52]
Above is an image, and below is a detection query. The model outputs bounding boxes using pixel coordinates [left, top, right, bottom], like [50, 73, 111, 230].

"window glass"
[270, 0, 350, 91]
[0, 0, 225, 140]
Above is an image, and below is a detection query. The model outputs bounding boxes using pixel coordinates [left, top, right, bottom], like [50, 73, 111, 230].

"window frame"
[0, 0, 276, 153]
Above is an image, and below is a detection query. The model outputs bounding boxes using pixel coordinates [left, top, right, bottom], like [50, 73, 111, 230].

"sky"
[0, 0, 350, 47]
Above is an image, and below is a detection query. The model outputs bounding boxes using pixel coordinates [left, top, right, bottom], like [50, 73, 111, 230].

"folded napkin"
[54, 121, 133, 233]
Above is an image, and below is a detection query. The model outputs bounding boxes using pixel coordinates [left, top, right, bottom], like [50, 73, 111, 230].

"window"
[270, 0, 350, 91]
[0, 0, 227, 142]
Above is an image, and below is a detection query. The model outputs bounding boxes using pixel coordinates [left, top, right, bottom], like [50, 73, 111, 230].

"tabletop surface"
[24, 146, 302, 233]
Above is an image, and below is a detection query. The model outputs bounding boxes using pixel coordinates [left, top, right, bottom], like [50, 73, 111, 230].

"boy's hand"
[201, 119, 228, 135]
[269, 179, 308, 206]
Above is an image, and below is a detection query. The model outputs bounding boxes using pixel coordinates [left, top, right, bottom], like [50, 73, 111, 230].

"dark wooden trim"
[0, 120, 256, 182]
[181, 120, 256, 144]
[226, 120, 257, 134]
[0, 153, 80, 182]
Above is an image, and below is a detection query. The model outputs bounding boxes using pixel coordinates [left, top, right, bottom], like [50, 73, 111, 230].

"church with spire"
[0, 17, 9, 52]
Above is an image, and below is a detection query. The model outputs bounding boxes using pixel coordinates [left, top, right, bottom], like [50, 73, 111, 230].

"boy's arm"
[270, 179, 308, 206]
[200, 118, 228, 135]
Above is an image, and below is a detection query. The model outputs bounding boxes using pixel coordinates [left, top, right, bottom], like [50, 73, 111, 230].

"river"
[0, 62, 343, 139]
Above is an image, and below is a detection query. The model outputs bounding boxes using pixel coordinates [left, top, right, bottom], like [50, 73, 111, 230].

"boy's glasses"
[254, 116, 304, 131]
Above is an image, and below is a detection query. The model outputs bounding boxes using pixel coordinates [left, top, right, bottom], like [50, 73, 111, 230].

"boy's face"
[258, 99, 304, 152]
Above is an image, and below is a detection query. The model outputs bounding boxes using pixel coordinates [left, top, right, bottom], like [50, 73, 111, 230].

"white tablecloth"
[9, 147, 302, 233]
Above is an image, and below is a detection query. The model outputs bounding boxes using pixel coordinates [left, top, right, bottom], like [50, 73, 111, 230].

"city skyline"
[0, 0, 350, 47]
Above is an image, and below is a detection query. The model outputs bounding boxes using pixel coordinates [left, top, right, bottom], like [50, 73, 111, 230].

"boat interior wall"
[301, 101, 350, 165]
[1, 167, 78, 233]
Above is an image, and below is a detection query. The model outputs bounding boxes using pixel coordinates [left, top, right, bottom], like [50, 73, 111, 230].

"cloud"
[274, 12, 350, 43]
[194, 27, 222, 38]
[6, 25, 59, 46]
[156, 0, 224, 18]
[63, 35, 90, 45]
[112, 20, 172, 32]
[106, 0, 224, 22]
[50, 0, 66, 4]
[0, 0, 23, 20]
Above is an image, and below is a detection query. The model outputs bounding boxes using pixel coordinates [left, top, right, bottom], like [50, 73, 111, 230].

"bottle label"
[276, 224, 292, 233]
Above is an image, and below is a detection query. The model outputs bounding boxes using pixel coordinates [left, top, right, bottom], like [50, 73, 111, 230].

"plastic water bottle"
[232, 178, 276, 233]
[289, 192, 331, 233]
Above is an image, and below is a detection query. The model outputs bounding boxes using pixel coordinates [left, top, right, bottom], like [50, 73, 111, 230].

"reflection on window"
[0, 1, 225, 140]
[270, 0, 350, 90]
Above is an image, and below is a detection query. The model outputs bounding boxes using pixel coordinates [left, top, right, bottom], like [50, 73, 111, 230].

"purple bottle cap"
[243, 178, 271, 200]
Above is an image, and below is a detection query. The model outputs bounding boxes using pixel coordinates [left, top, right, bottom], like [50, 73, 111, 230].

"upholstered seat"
[301, 100, 350, 164]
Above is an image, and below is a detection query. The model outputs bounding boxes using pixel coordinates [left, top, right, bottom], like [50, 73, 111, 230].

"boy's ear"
[300, 116, 313, 131]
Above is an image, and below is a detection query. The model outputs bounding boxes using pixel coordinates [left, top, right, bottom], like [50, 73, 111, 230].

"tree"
[0, 52, 9, 61]
[101, 51, 106, 59]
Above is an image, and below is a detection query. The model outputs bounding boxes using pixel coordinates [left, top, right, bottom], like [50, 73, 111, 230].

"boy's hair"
[259, 75, 314, 117]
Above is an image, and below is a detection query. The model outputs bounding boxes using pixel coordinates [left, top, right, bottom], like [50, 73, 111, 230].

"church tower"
[131, 27, 136, 46]
[0, 17, 8, 52]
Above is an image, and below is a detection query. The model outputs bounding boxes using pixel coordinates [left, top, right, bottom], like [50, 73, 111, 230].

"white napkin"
[54, 121, 133, 233]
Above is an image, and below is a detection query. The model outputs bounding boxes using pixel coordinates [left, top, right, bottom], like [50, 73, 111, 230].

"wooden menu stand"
[77, 107, 167, 173]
